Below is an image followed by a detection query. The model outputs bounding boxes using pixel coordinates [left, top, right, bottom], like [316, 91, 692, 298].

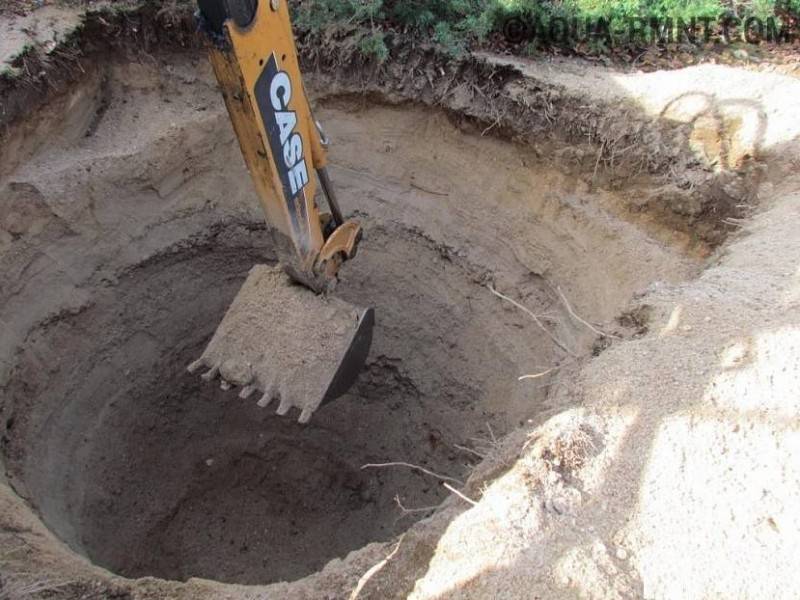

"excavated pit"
[0, 52, 694, 586]
[7, 222, 547, 585]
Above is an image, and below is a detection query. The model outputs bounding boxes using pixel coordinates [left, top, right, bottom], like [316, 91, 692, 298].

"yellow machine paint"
[202, 0, 361, 291]
[188, 0, 374, 423]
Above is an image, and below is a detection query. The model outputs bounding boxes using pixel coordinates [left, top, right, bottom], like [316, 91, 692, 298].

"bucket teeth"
[256, 392, 272, 408]
[257, 385, 277, 409]
[298, 408, 313, 424]
[275, 395, 292, 417]
[201, 365, 219, 381]
[187, 359, 205, 374]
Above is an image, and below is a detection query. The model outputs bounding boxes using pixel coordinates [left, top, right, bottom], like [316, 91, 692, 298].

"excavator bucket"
[188, 265, 374, 424]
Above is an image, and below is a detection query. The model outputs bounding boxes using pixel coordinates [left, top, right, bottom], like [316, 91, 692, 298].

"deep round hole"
[4, 220, 553, 584]
[2, 52, 682, 586]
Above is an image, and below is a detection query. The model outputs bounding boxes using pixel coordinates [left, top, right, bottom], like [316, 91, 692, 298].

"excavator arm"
[197, 0, 361, 292]
[188, 0, 374, 424]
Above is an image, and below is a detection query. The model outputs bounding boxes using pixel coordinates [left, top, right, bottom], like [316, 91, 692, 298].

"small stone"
[616, 547, 628, 560]
[205, 459, 215, 467]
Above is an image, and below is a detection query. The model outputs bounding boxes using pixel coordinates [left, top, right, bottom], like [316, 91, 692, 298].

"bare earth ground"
[1, 4, 800, 600]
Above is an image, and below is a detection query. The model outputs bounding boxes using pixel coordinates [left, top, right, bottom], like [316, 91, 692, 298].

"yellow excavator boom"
[198, 0, 360, 291]
[188, 0, 374, 423]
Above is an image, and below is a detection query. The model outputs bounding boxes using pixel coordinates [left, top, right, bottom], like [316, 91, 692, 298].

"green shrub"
[291, 0, 800, 56]
[358, 29, 390, 60]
